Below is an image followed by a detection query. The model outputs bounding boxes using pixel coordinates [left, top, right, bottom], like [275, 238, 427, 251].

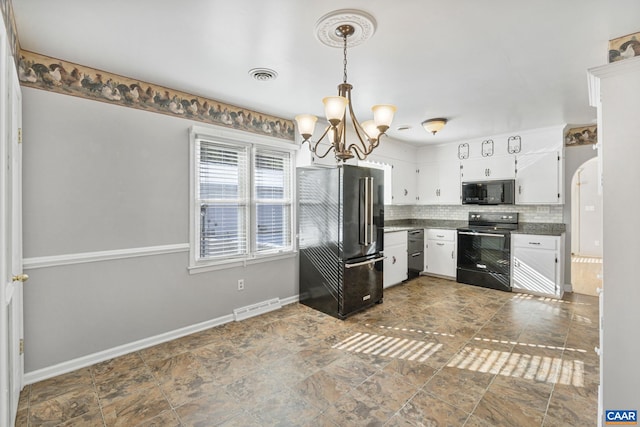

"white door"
[426, 241, 456, 277]
[1, 49, 25, 426]
[512, 247, 557, 295]
[391, 159, 416, 204]
[577, 158, 603, 257]
[416, 161, 439, 204]
[515, 151, 561, 204]
[437, 160, 461, 205]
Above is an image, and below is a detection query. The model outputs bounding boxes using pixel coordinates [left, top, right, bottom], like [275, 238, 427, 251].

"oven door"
[456, 230, 512, 291]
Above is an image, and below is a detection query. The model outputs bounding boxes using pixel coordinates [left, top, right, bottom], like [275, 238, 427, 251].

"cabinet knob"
[392, 256, 397, 264]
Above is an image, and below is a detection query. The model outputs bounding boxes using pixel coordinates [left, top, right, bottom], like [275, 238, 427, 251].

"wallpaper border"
[18, 49, 295, 141]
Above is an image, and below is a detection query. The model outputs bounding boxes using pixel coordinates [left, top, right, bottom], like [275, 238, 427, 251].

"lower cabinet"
[383, 231, 408, 288]
[512, 233, 565, 298]
[424, 229, 457, 278]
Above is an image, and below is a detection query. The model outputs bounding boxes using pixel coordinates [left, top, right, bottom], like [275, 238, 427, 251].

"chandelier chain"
[343, 34, 348, 84]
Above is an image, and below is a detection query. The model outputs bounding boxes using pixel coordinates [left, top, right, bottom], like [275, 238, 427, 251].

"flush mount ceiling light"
[422, 118, 448, 135]
[295, 10, 396, 162]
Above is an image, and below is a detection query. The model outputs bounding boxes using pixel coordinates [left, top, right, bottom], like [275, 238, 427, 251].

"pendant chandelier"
[295, 11, 396, 162]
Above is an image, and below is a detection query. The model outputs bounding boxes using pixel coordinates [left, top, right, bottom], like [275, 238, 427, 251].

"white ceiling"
[12, 0, 640, 145]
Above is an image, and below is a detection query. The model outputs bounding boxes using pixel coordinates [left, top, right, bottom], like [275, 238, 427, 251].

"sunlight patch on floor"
[332, 332, 443, 361]
[448, 345, 584, 386]
[472, 337, 587, 353]
[365, 323, 456, 338]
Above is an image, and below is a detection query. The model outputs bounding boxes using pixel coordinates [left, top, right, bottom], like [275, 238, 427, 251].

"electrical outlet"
[237, 279, 245, 291]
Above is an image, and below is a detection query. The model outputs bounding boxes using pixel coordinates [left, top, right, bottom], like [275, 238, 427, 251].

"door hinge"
[19, 339, 24, 355]
[18, 128, 23, 144]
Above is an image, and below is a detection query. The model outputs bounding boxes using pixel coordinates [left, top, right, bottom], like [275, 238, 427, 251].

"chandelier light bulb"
[372, 104, 397, 131]
[361, 120, 379, 141]
[323, 96, 349, 125]
[294, 114, 318, 139]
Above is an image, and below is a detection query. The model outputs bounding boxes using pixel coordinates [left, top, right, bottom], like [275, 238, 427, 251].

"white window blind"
[193, 133, 294, 266]
[197, 141, 249, 259]
[254, 149, 292, 254]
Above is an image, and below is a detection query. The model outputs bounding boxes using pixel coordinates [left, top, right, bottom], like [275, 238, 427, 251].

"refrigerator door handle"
[359, 176, 375, 246]
[369, 177, 374, 245]
[345, 256, 387, 269]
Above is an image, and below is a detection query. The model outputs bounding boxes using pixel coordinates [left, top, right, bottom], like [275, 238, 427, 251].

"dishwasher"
[407, 229, 424, 279]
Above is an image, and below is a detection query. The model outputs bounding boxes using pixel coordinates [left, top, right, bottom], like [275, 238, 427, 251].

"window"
[190, 126, 295, 271]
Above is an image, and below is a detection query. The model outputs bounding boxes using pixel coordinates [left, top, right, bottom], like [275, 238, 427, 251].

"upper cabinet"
[515, 151, 563, 204]
[391, 158, 417, 205]
[454, 125, 565, 205]
[416, 144, 461, 205]
[359, 136, 420, 205]
[417, 160, 460, 204]
[460, 155, 516, 181]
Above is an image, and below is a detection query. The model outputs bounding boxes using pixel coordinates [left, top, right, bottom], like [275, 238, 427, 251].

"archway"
[570, 157, 602, 295]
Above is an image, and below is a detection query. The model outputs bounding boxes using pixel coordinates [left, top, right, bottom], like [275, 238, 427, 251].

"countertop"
[384, 220, 566, 236]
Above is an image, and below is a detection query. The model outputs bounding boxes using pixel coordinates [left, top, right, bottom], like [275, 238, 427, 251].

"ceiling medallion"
[315, 9, 377, 48]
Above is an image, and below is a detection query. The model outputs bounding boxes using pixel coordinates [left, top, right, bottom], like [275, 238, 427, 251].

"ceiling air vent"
[249, 68, 278, 81]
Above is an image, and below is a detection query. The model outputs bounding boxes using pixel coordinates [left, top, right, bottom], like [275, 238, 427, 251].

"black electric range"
[456, 212, 519, 292]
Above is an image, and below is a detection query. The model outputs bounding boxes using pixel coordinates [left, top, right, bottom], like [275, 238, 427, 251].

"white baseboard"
[280, 294, 299, 306]
[23, 294, 301, 385]
[23, 313, 231, 385]
[564, 283, 573, 292]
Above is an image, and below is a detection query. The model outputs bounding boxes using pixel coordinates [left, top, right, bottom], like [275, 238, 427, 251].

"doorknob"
[12, 274, 29, 282]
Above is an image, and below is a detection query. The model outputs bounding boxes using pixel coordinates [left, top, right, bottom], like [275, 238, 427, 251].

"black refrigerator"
[298, 165, 384, 319]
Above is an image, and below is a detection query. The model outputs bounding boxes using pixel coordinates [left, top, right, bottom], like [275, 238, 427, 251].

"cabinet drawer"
[385, 230, 408, 246]
[512, 234, 558, 250]
[426, 229, 456, 242]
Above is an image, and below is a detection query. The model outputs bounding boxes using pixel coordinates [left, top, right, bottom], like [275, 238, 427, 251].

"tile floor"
[15, 276, 599, 426]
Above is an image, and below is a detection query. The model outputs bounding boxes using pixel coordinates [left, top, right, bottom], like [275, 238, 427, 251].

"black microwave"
[462, 179, 515, 205]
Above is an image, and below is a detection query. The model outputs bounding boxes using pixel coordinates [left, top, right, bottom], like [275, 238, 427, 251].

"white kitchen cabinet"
[460, 155, 515, 182]
[417, 160, 461, 205]
[512, 233, 565, 298]
[515, 151, 563, 204]
[384, 231, 408, 288]
[424, 229, 457, 278]
[391, 159, 417, 205]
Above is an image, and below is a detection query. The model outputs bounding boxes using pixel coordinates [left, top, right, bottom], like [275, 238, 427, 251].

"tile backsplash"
[385, 204, 563, 223]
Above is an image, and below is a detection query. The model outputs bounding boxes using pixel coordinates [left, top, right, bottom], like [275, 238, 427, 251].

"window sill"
[188, 251, 297, 275]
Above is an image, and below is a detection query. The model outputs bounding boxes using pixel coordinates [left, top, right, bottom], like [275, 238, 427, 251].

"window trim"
[188, 125, 298, 274]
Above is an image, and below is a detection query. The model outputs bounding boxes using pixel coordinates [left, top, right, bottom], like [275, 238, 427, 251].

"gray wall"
[22, 88, 297, 372]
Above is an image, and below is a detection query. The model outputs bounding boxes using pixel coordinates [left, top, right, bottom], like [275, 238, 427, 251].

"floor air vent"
[233, 298, 282, 321]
